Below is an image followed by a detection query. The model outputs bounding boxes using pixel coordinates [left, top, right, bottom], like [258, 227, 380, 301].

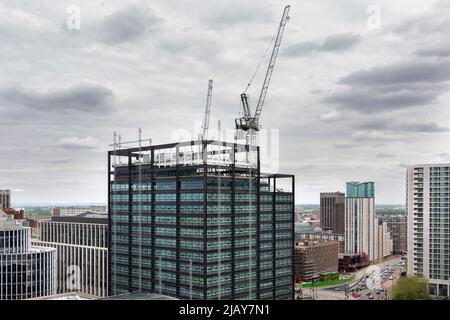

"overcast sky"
[1, 0, 449, 205]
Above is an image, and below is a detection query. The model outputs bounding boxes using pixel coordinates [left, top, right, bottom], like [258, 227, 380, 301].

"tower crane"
[235, 5, 290, 133]
[199, 79, 214, 140]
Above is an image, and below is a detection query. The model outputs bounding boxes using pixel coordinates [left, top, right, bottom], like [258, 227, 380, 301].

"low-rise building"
[294, 240, 339, 281]
[32, 211, 108, 297]
[52, 205, 107, 217]
[0, 210, 57, 300]
[298, 232, 345, 254]
[338, 253, 369, 273]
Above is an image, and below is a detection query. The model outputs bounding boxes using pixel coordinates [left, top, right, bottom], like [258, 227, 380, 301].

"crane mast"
[200, 79, 213, 140]
[235, 5, 290, 132]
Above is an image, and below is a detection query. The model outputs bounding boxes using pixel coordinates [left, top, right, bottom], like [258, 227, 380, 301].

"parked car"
[389, 276, 394, 280]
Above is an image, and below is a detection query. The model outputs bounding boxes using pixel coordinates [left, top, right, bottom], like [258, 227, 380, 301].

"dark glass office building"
[108, 140, 294, 299]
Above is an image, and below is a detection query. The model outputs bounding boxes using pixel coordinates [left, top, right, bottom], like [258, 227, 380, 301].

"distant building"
[0, 210, 57, 300]
[52, 205, 107, 217]
[407, 164, 450, 297]
[298, 232, 345, 254]
[294, 240, 339, 281]
[32, 211, 108, 297]
[377, 220, 393, 261]
[0, 190, 11, 210]
[320, 192, 345, 234]
[345, 182, 379, 262]
[3, 208, 26, 220]
[379, 215, 407, 254]
[338, 253, 369, 273]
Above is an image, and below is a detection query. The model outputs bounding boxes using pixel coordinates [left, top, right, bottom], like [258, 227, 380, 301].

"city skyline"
[1, 0, 449, 204]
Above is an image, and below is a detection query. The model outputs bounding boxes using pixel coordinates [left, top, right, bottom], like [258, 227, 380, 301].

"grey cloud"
[284, 33, 361, 57]
[352, 130, 403, 142]
[96, 5, 163, 45]
[414, 44, 450, 58]
[333, 141, 355, 149]
[392, 1, 450, 37]
[396, 122, 450, 132]
[339, 60, 450, 86]
[204, 1, 274, 26]
[377, 153, 396, 159]
[0, 83, 115, 114]
[284, 41, 318, 56]
[355, 118, 450, 133]
[321, 33, 361, 52]
[57, 136, 99, 150]
[323, 88, 437, 112]
[324, 59, 450, 113]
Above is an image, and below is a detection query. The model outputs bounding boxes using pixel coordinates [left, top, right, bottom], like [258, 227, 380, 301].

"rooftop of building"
[110, 139, 259, 170]
[101, 291, 178, 300]
[295, 239, 339, 248]
[51, 211, 108, 224]
[29, 292, 97, 300]
[409, 163, 450, 168]
[0, 210, 22, 230]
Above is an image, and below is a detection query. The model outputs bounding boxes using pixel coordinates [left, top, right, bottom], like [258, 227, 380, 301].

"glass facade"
[346, 182, 375, 198]
[108, 141, 294, 300]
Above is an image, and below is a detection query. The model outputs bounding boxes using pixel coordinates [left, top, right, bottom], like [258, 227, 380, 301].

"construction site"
[107, 5, 296, 300]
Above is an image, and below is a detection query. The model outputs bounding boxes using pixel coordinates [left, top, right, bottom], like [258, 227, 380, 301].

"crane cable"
[243, 26, 279, 94]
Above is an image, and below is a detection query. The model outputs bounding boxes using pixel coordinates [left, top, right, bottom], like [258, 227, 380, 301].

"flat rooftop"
[101, 292, 178, 300]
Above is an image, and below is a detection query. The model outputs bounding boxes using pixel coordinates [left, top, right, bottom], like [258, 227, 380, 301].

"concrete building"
[407, 164, 450, 297]
[379, 215, 407, 254]
[108, 140, 295, 300]
[298, 232, 345, 254]
[52, 206, 107, 217]
[0, 190, 11, 210]
[0, 210, 56, 300]
[338, 253, 369, 273]
[320, 192, 345, 234]
[344, 182, 379, 262]
[377, 220, 393, 261]
[32, 212, 108, 297]
[294, 240, 339, 281]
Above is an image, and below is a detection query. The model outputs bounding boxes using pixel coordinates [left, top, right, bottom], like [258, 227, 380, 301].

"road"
[313, 255, 405, 300]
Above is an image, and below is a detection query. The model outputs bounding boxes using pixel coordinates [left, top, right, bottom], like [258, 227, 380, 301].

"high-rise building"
[379, 215, 407, 254]
[32, 212, 108, 297]
[320, 192, 345, 234]
[0, 190, 11, 210]
[108, 140, 295, 300]
[344, 182, 379, 262]
[377, 220, 393, 261]
[407, 164, 450, 297]
[0, 210, 57, 300]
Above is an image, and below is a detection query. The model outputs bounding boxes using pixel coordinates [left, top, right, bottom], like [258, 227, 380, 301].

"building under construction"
[108, 140, 295, 299]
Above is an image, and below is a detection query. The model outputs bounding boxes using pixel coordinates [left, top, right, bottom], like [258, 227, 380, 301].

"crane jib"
[235, 5, 290, 132]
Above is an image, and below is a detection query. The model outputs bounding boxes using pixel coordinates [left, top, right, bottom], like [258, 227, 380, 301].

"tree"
[392, 276, 431, 300]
